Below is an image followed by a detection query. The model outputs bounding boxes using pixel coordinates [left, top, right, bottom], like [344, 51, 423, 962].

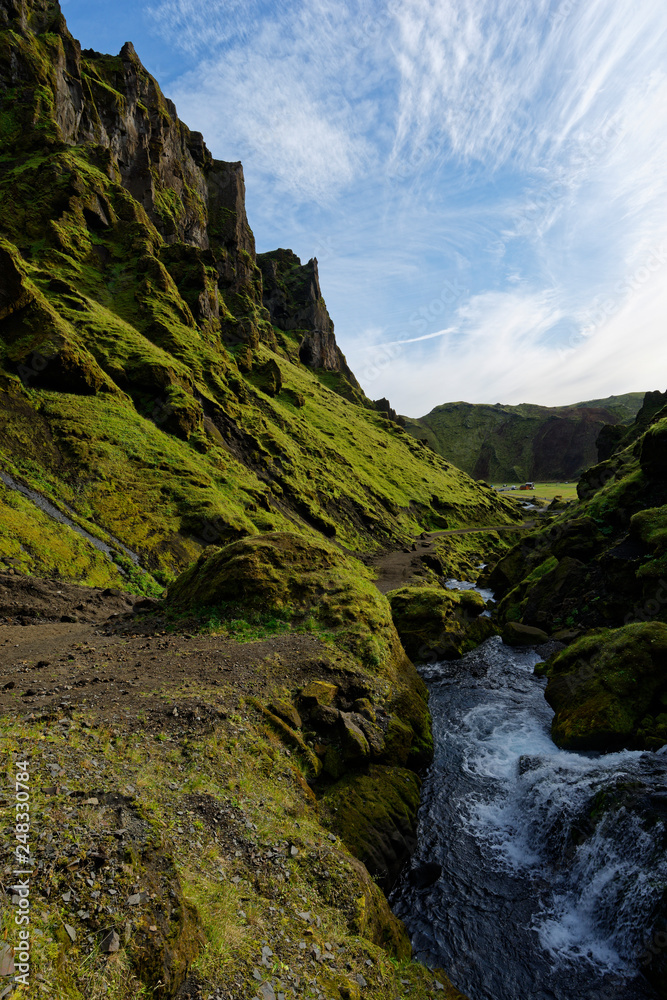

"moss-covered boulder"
[502, 621, 550, 646]
[543, 623, 667, 751]
[387, 585, 490, 661]
[167, 532, 406, 671]
[323, 764, 422, 893]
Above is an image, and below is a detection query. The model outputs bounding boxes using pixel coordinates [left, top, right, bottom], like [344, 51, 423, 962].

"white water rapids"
[390, 636, 667, 1000]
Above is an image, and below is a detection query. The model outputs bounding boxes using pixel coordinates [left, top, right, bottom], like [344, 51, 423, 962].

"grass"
[0, 701, 463, 999]
[159, 601, 339, 645]
[492, 482, 580, 502]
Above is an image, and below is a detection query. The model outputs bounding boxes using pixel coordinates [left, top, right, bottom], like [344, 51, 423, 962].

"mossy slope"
[407, 394, 644, 483]
[0, 0, 520, 591]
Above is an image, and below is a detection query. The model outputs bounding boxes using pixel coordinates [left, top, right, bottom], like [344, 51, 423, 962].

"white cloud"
[352, 268, 667, 415]
[154, 0, 390, 201]
[144, 0, 667, 409]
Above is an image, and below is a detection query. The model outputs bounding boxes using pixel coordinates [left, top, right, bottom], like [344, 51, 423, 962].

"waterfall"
[391, 637, 666, 1000]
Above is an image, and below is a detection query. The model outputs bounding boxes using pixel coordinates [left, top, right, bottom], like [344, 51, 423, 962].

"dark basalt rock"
[408, 861, 442, 889]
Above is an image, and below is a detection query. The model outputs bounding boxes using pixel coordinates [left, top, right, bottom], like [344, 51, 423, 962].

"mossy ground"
[0, 607, 465, 1000]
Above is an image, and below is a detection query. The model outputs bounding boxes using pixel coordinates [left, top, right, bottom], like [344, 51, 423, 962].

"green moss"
[322, 764, 422, 900]
[166, 532, 401, 671]
[387, 585, 487, 662]
[525, 555, 558, 582]
[543, 622, 667, 750]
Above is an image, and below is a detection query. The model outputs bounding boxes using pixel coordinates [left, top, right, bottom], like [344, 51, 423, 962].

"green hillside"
[0, 0, 520, 594]
[406, 394, 645, 483]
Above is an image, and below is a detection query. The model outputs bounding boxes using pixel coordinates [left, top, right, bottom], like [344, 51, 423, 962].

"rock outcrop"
[258, 248, 362, 393]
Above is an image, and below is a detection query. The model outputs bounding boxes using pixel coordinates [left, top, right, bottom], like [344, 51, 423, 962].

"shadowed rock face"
[0, 0, 251, 253]
[258, 249, 361, 384]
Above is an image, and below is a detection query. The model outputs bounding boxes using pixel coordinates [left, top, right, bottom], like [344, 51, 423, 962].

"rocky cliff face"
[0, 0, 273, 347]
[1, 0, 248, 251]
[258, 248, 362, 389]
[0, 0, 519, 588]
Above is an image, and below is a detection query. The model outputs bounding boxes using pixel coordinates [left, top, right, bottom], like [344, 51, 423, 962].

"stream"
[390, 636, 667, 1000]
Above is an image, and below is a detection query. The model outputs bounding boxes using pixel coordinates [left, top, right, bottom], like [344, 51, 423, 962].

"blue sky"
[61, 0, 667, 416]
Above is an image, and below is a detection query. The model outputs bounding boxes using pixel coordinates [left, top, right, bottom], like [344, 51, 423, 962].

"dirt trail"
[369, 522, 535, 594]
[0, 575, 337, 735]
[0, 519, 535, 719]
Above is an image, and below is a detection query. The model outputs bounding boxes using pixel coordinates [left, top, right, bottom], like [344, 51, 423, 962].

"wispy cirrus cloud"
[141, 0, 667, 414]
[150, 0, 390, 201]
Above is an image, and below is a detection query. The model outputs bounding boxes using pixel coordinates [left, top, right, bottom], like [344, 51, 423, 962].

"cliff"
[0, 0, 522, 593]
[406, 394, 644, 482]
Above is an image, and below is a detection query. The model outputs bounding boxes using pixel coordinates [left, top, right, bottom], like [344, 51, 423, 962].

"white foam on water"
[429, 638, 667, 978]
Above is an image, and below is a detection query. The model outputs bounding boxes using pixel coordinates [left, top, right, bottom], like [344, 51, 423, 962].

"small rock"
[268, 699, 302, 730]
[100, 929, 120, 954]
[298, 680, 338, 709]
[339, 713, 370, 760]
[64, 924, 76, 943]
[354, 973, 367, 987]
[501, 621, 550, 646]
[0, 945, 14, 976]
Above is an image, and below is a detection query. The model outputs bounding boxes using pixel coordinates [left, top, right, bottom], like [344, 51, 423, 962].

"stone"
[100, 930, 120, 955]
[501, 621, 550, 646]
[311, 703, 340, 729]
[299, 680, 338, 709]
[339, 713, 370, 761]
[357, 716, 385, 757]
[268, 699, 302, 730]
[0, 945, 14, 977]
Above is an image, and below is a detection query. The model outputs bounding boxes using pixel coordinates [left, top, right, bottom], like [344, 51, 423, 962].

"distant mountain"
[405, 393, 646, 482]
